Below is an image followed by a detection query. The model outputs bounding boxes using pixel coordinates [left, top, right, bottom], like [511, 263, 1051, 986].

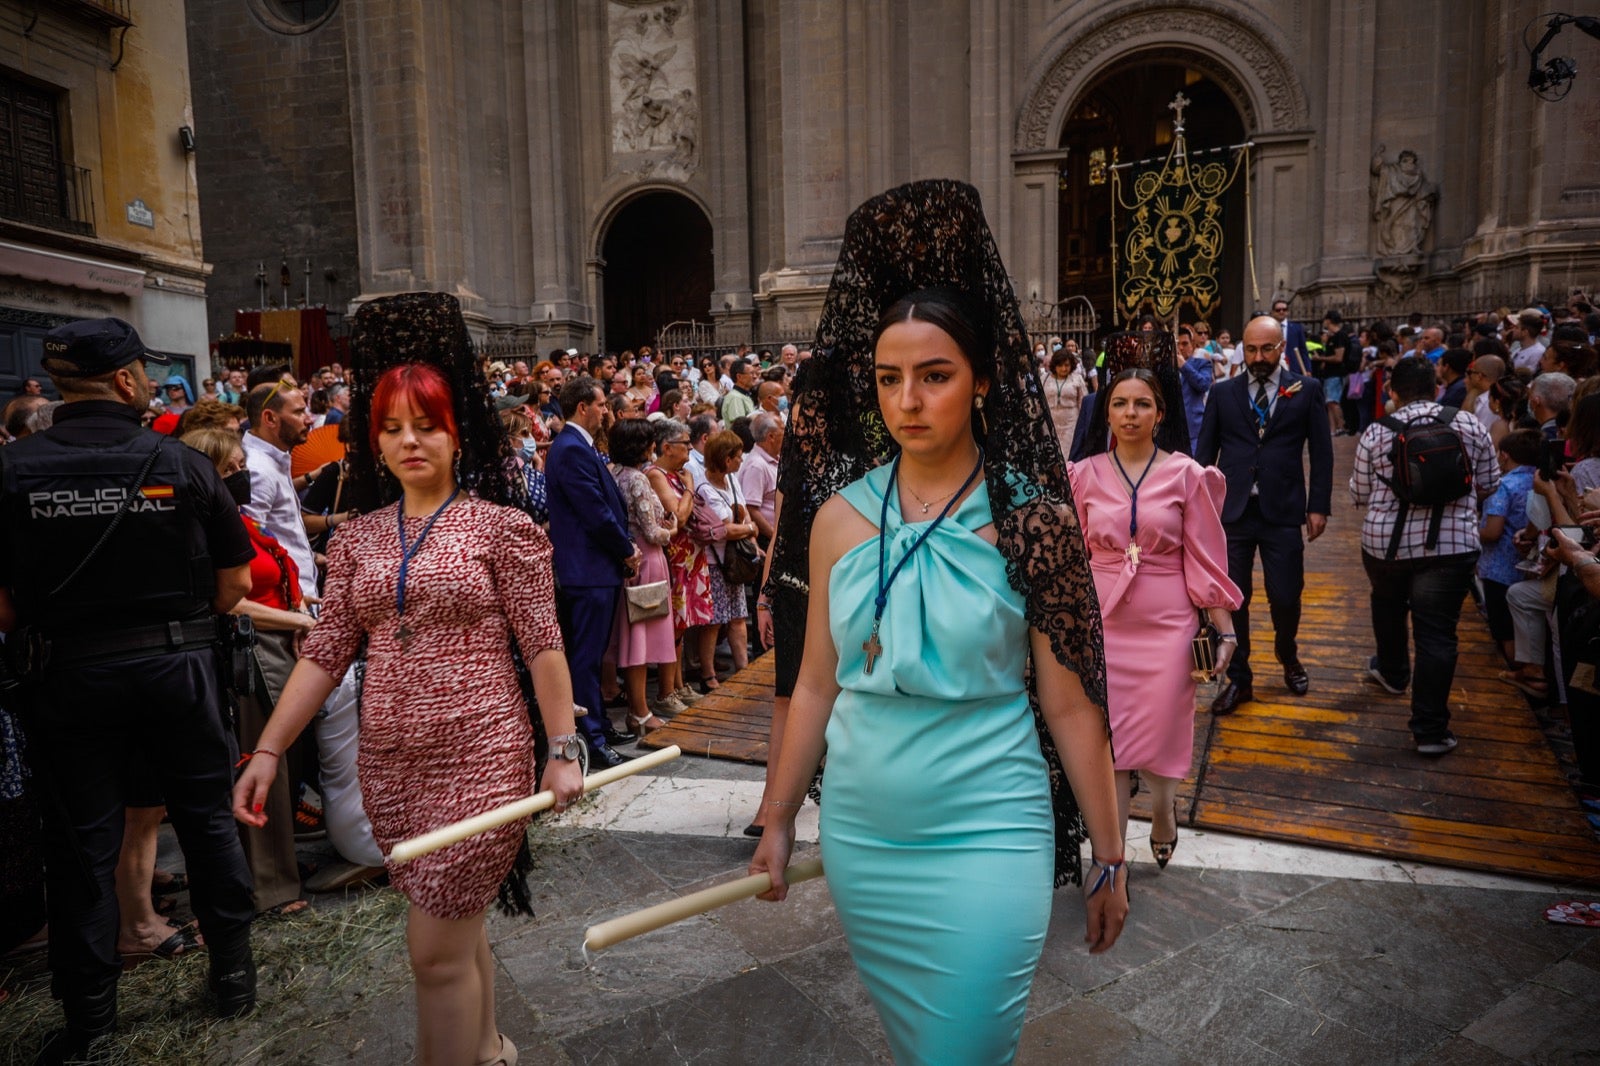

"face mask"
[1052, 343, 1063, 352]
[223, 468, 252, 508]
[778, 396, 789, 414]
[519, 436, 537, 457]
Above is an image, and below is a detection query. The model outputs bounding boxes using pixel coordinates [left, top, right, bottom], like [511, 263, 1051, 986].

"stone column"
[523, 0, 592, 344]
[704, 0, 754, 342]
[1312, 0, 1377, 284]
[1250, 132, 1314, 306]
[1010, 155, 1064, 305]
[968, 0, 1011, 261]
[344, 0, 437, 297]
[768, 0, 850, 309]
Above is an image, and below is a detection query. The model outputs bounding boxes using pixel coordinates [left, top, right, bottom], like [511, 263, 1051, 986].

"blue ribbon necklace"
[863, 450, 984, 674]
[1108, 447, 1158, 567]
[395, 487, 460, 647]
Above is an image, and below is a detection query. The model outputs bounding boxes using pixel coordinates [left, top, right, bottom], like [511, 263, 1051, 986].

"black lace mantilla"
[342, 292, 523, 516]
[767, 179, 1110, 887]
[1079, 329, 1191, 457]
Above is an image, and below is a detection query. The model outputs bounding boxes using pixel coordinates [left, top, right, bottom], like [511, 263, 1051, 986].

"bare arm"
[527, 646, 584, 804]
[233, 598, 316, 633]
[1030, 631, 1129, 953]
[211, 563, 252, 614]
[748, 495, 856, 900]
[647, 466, 695, 527]
[750, 505, 776, 543]
[232, 658, 339, 826]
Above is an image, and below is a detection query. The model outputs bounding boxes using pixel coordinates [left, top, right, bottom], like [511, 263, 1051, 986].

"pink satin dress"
[1068, 453, 1243, 778]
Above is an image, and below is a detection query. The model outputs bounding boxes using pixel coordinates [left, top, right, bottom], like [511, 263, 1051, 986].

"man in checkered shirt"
[1350, 356, 1499, 755]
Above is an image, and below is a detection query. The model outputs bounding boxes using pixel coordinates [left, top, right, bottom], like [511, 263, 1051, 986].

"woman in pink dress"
[233, 361, 583, 1066]
[1069, 368, 1242, 870]
[608, 419, 683, 731]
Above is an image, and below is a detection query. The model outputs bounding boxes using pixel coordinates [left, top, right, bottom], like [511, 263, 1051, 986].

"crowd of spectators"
[1169, 292, 1600, 780]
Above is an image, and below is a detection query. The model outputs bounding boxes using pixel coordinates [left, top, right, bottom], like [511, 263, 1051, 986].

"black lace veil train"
[767, 179, 1109, 887]
[1079, 328, 1191, 457]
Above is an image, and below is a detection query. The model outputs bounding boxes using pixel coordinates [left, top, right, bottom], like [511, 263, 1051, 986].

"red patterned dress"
[660, 467, 714, 631]
[299, 495, 563, 919]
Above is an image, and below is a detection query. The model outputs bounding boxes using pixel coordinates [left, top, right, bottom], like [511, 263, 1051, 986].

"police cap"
[42, 317, 170, 378]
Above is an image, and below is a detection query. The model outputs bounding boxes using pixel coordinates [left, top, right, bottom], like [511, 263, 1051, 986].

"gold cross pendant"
[1125, 543, 1141, 567]
[862, 623, 882, 675]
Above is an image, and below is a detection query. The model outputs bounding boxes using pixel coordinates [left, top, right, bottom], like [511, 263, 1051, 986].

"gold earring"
[974, 394, 989, 436]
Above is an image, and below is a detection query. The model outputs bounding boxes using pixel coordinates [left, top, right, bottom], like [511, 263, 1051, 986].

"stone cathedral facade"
[186, 0, 1598, 353]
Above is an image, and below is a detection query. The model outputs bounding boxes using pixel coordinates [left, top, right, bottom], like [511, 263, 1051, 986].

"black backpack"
[1377, 407, 1472, 559]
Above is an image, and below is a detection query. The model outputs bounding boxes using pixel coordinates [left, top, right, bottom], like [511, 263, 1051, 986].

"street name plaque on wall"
[126, 199, 155, 228]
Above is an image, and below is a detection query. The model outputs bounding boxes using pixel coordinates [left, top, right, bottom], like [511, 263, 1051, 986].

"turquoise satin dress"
[823, 464, 1054, 1065]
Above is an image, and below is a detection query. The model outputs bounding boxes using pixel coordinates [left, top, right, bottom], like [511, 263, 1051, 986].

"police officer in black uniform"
[0, 318, 258, 1062]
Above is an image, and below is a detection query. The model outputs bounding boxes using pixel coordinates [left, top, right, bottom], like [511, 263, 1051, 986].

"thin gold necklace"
[902, 461, 980, 515]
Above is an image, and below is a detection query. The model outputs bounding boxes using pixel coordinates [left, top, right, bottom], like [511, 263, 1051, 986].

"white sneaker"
[1415, 736, 1457, 756]
[650, 695, 688, 717]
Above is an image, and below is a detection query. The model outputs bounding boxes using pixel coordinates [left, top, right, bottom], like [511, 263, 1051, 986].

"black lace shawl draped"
[1079, 329, 1191, 457]
[342, 291, 523, 517]
[766, 180, 1109, 887]
[340, 291, 533, 916]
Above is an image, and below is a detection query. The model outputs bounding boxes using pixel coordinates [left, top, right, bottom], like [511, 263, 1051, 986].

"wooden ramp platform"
[644, 440, 1600, 885]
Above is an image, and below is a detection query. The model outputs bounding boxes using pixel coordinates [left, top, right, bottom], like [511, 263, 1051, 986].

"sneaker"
[1416, 736, 1458, 756]
[675, 685, 699, 703]
[650, 695, 688, 717]
[293, 798, 326, 841]
[1365, 656, 1407, 695]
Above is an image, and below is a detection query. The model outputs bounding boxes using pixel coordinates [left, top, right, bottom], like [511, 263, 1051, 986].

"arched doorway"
[1057, 61, 1247, 330]
[600, 190, 713, 353]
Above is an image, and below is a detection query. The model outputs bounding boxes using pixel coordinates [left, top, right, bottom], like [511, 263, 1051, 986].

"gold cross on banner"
[1169, 91, 1191, 132]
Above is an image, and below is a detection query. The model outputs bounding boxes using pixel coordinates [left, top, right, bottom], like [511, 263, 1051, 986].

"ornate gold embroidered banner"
[1112, 94, 1248, 323]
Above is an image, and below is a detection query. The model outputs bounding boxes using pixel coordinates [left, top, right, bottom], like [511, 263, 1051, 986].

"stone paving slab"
[17, 822, 1593, 1064]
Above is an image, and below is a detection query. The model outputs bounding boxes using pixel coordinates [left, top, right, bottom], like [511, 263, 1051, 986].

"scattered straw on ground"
[0, 886, 410, 1065]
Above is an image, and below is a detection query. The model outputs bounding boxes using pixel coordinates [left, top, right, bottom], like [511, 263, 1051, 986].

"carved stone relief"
[1015, 1, 1309, 152]
[608, 0, 699, 181]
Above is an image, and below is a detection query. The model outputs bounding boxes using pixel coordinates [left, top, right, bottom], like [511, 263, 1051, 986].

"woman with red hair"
[232, 360, 583, 1066]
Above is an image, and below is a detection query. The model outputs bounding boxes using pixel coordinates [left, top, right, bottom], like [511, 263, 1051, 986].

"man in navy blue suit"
[1271, 297, 1313, 376]
[1195, 315, 1334, 714]
[546, 375, 641, 767]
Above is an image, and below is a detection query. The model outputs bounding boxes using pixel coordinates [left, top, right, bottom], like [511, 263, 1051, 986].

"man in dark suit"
[546, 375, 641, 767]
[1437, 349, 1470, 410]
[1195, 314, 1334, 713]
[1272, 297, 1313, 376]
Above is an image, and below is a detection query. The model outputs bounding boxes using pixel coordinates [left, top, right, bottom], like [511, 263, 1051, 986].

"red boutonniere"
[1278, 381, 1304, 400]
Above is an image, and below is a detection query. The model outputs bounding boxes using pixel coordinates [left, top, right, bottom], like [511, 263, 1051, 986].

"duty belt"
[43, 618, 218, 671]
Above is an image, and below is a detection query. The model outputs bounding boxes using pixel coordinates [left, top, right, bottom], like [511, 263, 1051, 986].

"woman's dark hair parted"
[872, 286, 995, 387]
[1106, 367, 1166, 417]
[607, 418, 657, 468]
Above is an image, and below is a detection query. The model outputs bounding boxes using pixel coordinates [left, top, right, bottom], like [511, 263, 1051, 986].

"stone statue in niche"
[1369, 146, 1438, 257]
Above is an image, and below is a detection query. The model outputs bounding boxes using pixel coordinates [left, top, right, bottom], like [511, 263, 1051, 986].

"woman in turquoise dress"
[752, 181, 1129, 1065]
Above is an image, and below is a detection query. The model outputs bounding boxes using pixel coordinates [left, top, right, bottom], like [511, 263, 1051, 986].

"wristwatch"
[548, 733, 585, 761]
